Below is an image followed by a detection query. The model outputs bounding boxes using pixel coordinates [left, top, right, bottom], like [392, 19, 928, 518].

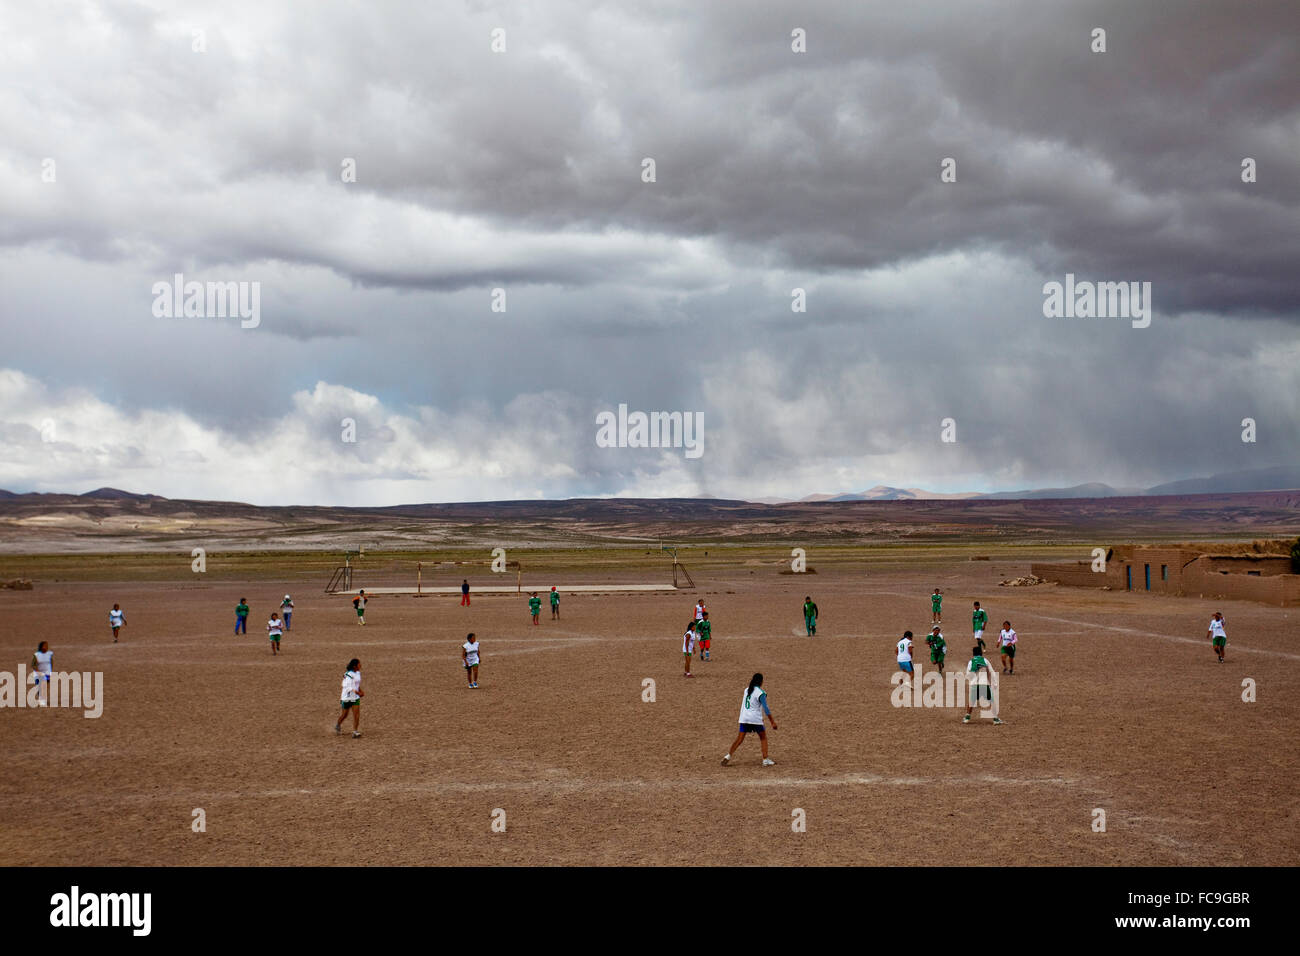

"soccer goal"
[662, 545, 696, 589]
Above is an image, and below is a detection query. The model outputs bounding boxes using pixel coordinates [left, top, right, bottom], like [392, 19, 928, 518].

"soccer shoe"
[721, 754, 731, 765]
[992, 717, 1004, 725]
[762, 758, 776, 767]
[352, 731, 362, 738]
[335, 724, 342, 735]
[962, 715, 971, 723]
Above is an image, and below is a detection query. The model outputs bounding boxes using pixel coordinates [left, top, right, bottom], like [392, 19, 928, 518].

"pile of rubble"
[1, 579, 34, 590]
[999, 574, 1046, 587]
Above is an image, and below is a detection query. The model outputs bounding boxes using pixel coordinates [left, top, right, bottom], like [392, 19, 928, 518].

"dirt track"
[1, 558, 1296, 866]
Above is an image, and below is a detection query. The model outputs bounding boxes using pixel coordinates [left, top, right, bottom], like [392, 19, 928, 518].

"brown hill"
[0, 489, 1297, 553]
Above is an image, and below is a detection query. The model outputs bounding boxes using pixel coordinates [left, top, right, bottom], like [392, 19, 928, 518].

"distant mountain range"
[753, 466, 1300, 504]
[2, 467, 1298, 512]
[2, 475, 1298, 553]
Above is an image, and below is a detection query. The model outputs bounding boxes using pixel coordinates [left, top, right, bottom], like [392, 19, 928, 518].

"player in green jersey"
[926, 625, 946, 673]
[963, 645, 1003, 724]
[931, 588, 942, 624]
[803, 597, 819, 636]
[697, 611, 713, 661]
[528, 592, 542, 625]
[972, 602, 989, 647]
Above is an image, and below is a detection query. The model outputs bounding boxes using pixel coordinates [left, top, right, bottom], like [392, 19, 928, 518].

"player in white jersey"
[31, 641, 53, 706]
[896, 631, 915, 681]
[997, 621, 1017, 674]
[721, 673, 778, 766]
[695, 601, 707, 621]
[109, 604, 126, 643]
[682, 621, 697, 678]
[335, 658, 364, 737]
[1207, 611, 1227, 663]
[267, 613, 284, 655]
[462, 632, 480, 688]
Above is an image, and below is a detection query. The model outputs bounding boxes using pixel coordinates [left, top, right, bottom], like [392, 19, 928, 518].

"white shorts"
[974, 629, 985, 641]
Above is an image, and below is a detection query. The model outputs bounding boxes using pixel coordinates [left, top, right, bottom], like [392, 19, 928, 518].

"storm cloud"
[1, 0, 1296, 504]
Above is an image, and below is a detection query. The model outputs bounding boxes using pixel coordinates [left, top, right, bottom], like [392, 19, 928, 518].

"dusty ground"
[1, 552, 1297, 866]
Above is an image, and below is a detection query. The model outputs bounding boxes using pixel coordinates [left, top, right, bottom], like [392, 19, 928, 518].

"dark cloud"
[0, 0, 1296, 503]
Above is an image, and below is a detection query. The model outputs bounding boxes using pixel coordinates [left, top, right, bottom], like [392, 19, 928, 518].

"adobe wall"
[1195, 555, 1292, 576]
[1029, 561, 1111, 588]
[1183, 558, 1300, 606]
[1032, 548, 1300, 606]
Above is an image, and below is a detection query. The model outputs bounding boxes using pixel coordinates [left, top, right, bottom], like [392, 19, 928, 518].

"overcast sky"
[1, 0, 1297, 505]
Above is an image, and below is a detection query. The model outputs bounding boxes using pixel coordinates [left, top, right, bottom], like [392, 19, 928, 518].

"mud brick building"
[1031, 545, 1300, 606]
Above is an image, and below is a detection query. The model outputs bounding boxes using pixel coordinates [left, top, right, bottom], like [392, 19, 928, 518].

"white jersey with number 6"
[739, 685, 767, 725]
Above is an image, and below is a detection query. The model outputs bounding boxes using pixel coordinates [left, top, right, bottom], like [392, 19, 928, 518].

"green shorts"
[930, 651, 945, 664]
[355, 607, 365, 617]
[1212, 636, 1226, 647]
[932, 604, 942, 613]
[1001, 645, 1015, 657]
[270, 634, 281, 642]
[341, 699, 360, 709]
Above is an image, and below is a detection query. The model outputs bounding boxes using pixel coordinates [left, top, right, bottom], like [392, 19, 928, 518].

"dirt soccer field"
[2, 551, 1297, 867]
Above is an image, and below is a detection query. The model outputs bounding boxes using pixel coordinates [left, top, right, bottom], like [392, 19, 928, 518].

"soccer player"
[550, 586, 560, 620]
[335, 659, 364, 737]
[721, 673, 778, 767]
[695, 600, 707, 622]
[896, 630, 914, 681]
[803, 596, 819, 636]
[108, 606, 126, 642]
[998, 621, 1017, 674]
[931, 588, 943, 624]
[697, 610, 713, 661]
[109, 604, 125, 643]
[926, 625, 946, 674]
[267, 612, 284, 655]
[529, 592, 542, 625]
[462, 632, 480, 688]
[280, 594, 294, 630]
[31, 641, 52, 706]
[235, 597, 250, 635]
[461, 579, 471, 606]
[1208, 611, 1228, 663]
[352, 590, 369, 626]
[963, 645, 1003, 724]
[972, 602, 989, 648]
[682, 620, 697, 677]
